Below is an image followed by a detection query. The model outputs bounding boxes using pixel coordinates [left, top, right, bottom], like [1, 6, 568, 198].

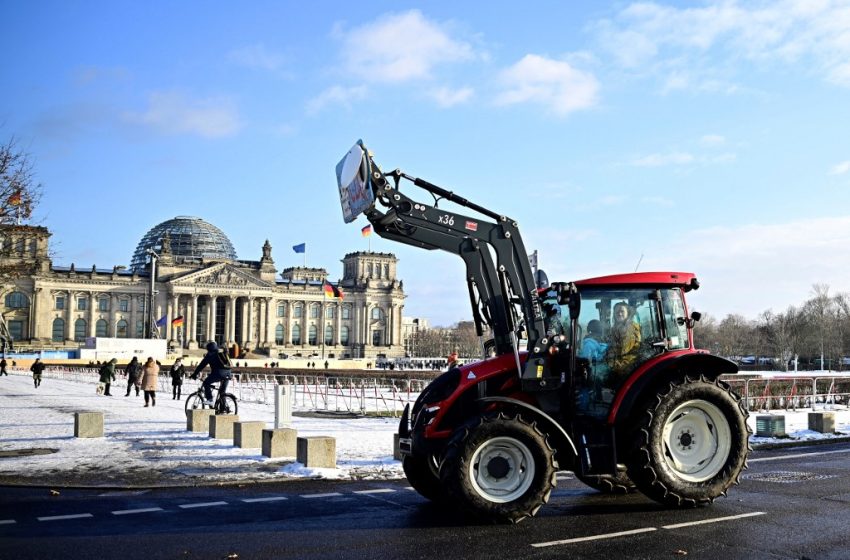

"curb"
[751, 435, 850, 451]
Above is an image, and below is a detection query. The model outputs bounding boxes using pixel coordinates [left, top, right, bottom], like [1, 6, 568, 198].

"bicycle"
[185, 381, 238, 415]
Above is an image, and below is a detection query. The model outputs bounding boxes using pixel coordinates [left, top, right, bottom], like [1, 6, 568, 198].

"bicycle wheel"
[216, 394, 238, 415]
[185, 391, 207, 412]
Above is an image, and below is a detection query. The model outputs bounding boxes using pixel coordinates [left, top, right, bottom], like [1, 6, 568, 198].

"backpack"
[99, 363, 110, 377]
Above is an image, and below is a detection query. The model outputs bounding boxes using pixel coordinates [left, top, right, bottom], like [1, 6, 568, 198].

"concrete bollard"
[808, 412, 835, 434]
[393, 433, 402, 461]
[262, 428, 297, 458]
[186, 409, 215, 433]
[234, 421, 266, 448]
[209, 414, 239, 439]
[74, 412, 104, 438]
[297, 436, 336, 468]
[275, 382, 292, 428]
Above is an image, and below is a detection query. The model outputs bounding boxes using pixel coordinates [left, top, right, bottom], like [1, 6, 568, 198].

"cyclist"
[190, 341, 233, 406]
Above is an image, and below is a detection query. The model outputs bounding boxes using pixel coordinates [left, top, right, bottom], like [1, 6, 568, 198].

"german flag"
[171, 315, 184, 327]
[7, 190, 22, 206]
[323, 280, 343, 300]
[361, 224, 372, 237]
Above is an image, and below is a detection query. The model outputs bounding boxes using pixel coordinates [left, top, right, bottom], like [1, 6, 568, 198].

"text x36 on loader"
[336, 141, 750, 523]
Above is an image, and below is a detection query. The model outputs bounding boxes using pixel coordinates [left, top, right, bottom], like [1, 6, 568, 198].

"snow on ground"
[0, 371, 847, 488]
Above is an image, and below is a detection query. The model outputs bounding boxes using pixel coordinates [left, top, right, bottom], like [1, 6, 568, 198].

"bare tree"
[0, 137, 42, 225]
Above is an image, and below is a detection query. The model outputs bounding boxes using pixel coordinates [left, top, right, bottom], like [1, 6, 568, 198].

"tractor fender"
[609, 351, 739, 427]
[477, 396, 578, 458]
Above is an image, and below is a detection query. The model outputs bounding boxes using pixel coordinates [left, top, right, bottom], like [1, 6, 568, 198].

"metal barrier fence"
[722, 375, 850, 412]
[13, 366, 850, 415]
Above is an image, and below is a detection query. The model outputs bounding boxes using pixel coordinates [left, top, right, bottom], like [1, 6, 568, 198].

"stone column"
[229, 296, 238, 344]
[65, 291, 74, 341]
[363, 304, 370, 348]
[88, 291, 96, 338]
[264, 297, 272, 347]
[246, 297, 254, 348]
[189, 295, 199, 348]
[208, 296, 217, 343]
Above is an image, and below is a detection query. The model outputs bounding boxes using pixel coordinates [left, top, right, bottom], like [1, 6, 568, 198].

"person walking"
[169, 358, 185, 400]
[30, 358, 46, 388]
[0, 357, 7, 376]
[141, 356, 159, 407]
[124, 356, 141, 397]
[190, 341, 232, 406]
[99, 358, 117, 396]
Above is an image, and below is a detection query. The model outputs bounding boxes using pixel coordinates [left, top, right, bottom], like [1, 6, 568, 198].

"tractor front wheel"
[402, 453, 443, 502]
[441, 412, 558, 523]
[627, 376, 750, 507]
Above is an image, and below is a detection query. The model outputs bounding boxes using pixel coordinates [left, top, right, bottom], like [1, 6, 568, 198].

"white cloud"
[594, 1, 850, 89]
[335, 10, 477, 83]
[631, 152, 695, 167]
[655, 215, 850, 318]
[306, 85, 368, 114]
[428, 86, 474, 107]
[123, 91, 241, 138]
[641, 195, 675, 207]
[494, 54, 599, 116]
[227, 44, 289, 73]
[829, 160, 850, 175]
[700, 134, 726, 146]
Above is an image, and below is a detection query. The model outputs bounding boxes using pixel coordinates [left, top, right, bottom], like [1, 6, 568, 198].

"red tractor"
[336, 141, 750, 523]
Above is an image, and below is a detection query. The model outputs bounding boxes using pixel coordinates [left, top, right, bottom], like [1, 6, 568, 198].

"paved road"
[1, 442, 849, 559]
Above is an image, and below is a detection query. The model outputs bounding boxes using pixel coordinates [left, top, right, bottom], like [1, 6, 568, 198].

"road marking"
[532, 528, 657, 548]
[662, 511, 767, 529]
[0, 519, 16, 525]
[353, 489, 396, 495]
[242, 497, 288, 503]
[112, 508, 164, 515]
[179, 501, 228, 509]
[301, 493, 343, 499]
[98, 490, 150, 497]
[750, 449, 850, 463]
[38, 513, 94, 522]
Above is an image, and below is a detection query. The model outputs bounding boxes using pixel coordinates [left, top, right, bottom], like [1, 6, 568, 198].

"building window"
[326, 306, 335, 319]
[8, 320, 23, 340]
[98, 298, 109, 312]
[293, 305, 302, 319]
[96, 319, 108, 337]
[275, 324, 284, 345]
[372, 329, 382, 346]
[74, 319, 87, 342]
[371, 307, 384, 321]
[77, 297, 88, 311]
[136, 320, 144, 337]
[55, 296, 65, 310]
[277, 303, 285, 317]
[292, 324, 301, 345]
[52, 318, 65, 342]
[4, 291, 28, 309]
[138, 300, 145, 313]
[384, 264, 389, 278]
[119, 299, 129, 312]
[308, 325, 318, 345]
[340, 326, 350, 346]
[342, 305, 351, 320]
[324, 325, 333, 345]
[116, 319, 128, 338]
[310, 304, 320, 319]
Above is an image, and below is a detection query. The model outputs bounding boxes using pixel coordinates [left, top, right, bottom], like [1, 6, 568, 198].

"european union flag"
[155, 315, 167, 327]
[292, 243, 306, 254]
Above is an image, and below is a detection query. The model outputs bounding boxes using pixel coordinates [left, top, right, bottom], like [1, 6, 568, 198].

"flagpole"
[321, 285, 326, 360]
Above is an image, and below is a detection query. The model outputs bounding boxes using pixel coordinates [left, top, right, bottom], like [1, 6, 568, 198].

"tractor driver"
[606, 302, 641, 380]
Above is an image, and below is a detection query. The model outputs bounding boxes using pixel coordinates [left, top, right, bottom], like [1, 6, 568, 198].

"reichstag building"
[0, 217, 405, 359]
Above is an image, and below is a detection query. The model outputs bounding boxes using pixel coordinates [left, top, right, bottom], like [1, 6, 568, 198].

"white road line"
[38, 513, 94, 522]
[662, 511, 767, 529]
[532, 527, 657, 548]
[353, 489, 396, 495]
[242, 497, 288, 503]
[112, 508, 164, 516]
[179, 501, 228, 509]
[301, 493, 342, 499]
[750, 449, 850, 463]
[0, 519, 16, 525]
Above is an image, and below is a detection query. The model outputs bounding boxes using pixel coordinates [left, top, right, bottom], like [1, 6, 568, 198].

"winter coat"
[606, 320, 641, 375]
[141, 362, 159, 391]
[126, 359, 141, 381]
[30, 361, 46, 376]
[192, 349, 232, 380]
[170, 363, 185, 386]
[99, 361, 117, 383]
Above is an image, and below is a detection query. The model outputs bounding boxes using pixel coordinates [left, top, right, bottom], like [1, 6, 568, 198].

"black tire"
[185, 392, 207, 412]
[217, 394, 238, 415]
[402, 454, 443, 502]
[627, 375, 750, 507]
[575, 469, 636, 494]
[440, 412, 558, 524]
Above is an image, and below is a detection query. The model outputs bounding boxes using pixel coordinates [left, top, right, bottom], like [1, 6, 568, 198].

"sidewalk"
[0, 372, 848, 489]
[0, 373, 402, 488]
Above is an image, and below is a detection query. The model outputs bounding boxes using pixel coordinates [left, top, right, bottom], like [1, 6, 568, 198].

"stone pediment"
[171, 263, 272, 289]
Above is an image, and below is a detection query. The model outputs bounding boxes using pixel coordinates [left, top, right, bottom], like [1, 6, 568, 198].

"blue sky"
[2, 1, 850, 326]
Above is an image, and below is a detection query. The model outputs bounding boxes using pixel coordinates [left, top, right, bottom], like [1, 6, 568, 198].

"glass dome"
[130, 216, 237, 271]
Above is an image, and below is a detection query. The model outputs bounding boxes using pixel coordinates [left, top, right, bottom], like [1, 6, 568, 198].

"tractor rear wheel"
[441, 412, 558, 524]
[402, 453, 443, 502]
[627, 376, 750, 507]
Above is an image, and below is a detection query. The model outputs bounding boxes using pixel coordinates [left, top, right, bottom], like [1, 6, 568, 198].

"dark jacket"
[99, 361, 117, 383]
[30, 361, 46, 375]
[192, 350, 232, 379]
[125, 358, 141, 381]
[170, 363, 185, 385]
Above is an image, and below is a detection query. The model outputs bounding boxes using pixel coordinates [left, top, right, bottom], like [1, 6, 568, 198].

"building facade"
[0, 218, 406, 359]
